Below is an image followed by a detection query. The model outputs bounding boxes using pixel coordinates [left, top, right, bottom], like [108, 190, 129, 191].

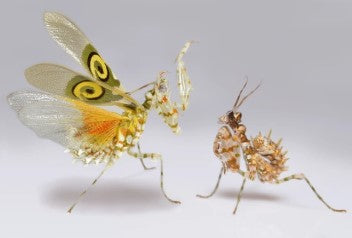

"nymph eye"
[234, 112, 242, 121]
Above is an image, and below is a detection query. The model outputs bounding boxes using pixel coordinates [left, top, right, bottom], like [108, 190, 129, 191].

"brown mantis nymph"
[197, 80, 347, 214]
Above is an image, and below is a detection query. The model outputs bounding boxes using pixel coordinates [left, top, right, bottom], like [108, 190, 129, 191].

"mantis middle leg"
[127, 147, 180, 204]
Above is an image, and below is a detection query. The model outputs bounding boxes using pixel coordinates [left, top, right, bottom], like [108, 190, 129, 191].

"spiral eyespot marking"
[88, 52, 109, 81]
[72, 80, 105, 100]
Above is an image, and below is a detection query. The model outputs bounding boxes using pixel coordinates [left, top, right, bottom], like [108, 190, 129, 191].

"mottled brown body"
[214, 110, 288, 183]
[213, 126, 241, 173]
[198, 81, 346, 214]
[248, 133, 288, 182]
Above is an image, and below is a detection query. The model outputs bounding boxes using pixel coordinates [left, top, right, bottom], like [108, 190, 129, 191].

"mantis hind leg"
[67, 164, 111, 213]
[276, 173, 346, 213]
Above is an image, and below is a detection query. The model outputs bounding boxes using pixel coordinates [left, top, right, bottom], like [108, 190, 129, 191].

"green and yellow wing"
[40, 11, 138, 107]
[25, 63, 124, 105]
[44, 12, 121, 88]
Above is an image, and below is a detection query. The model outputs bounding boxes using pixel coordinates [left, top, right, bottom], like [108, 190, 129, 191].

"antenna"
[233, 78, 261, 113]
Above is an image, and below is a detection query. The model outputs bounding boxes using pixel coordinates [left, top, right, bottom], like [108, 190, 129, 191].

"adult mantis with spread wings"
[8, 12, 194, 213]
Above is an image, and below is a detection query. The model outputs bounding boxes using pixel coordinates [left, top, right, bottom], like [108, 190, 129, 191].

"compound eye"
[218, 114, 229, 124]
[234, 112, 242, 121]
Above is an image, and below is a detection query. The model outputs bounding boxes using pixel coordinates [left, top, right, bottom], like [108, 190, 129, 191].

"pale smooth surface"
[1, 0, 351, 237]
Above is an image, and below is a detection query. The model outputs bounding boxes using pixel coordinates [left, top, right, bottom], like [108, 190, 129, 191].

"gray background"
[0, 0, 351, 237]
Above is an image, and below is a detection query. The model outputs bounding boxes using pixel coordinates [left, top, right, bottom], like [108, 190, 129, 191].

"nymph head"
[218, 110, 242, 126]
[218, 79, 260, 128]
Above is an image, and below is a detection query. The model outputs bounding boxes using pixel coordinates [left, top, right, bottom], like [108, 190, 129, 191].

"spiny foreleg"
[175, 41, 194, 111]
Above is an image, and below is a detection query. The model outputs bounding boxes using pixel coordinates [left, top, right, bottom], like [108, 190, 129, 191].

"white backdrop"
[0, 0, 351, 237]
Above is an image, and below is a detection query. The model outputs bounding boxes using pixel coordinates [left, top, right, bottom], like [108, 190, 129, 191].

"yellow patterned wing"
[25, 63, 124, 105]
[41, 12, 139, 107]
[44, 12, 121, 88]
